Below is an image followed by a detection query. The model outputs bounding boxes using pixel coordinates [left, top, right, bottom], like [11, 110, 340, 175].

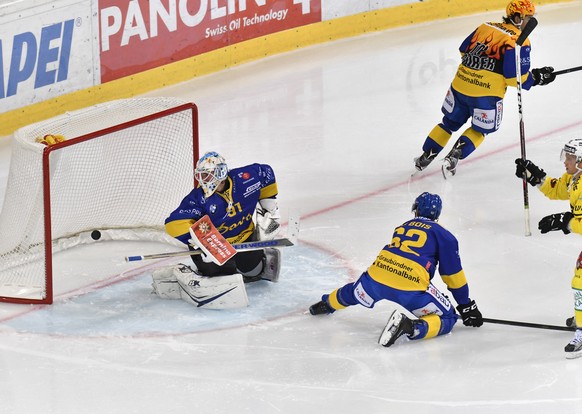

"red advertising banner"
[99, 0, 322, 83]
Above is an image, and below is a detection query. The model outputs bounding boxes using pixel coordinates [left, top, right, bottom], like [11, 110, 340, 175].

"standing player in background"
[151, 151, 282, 309]
[515, 139, 582, 359]
[309, 192, 482, 348]
[414, 0, 555, 178]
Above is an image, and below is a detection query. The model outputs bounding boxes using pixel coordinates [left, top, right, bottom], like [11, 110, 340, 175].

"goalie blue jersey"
[165, 163, 278, 245]
[367, 217, 470, 305]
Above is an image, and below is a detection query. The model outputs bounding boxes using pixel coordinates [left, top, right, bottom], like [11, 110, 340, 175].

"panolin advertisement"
[99, 0, 322, 83]
[0, 2, 94, 114]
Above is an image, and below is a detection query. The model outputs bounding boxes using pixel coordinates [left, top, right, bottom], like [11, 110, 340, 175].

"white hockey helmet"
[195, 151, 228, 197]
[560, 139, 582, 163]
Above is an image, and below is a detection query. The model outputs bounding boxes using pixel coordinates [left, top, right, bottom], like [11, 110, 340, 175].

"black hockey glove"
[456, 300, 483, 327]
[531, 66, 556, 86]
[538, 212, 573, 234]
[515, 158, 546, 186]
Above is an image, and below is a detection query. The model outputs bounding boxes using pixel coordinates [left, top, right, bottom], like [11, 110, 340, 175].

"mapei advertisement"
[99, 0, 322, 82]
[0, 3, 93, 113]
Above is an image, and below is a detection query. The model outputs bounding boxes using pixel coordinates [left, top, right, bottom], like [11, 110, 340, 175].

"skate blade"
[378, 310, 402, 347]
[441, 163, 456, 180]
[565, 351, 582, 359]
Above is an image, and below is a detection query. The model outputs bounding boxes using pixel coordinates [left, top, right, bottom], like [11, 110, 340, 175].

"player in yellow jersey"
[515, 139, 582, 359]
[309, 192, 482, 348]
[414, 0, 555, 178]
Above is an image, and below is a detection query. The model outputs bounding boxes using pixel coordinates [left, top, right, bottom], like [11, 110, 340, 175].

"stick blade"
[516, 17, 538, 46]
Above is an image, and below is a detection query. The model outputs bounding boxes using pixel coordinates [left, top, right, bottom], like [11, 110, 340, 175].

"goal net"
[0, 97, 199, 304]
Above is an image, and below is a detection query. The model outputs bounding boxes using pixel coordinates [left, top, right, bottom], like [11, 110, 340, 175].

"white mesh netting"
[0, 97, 197, 302]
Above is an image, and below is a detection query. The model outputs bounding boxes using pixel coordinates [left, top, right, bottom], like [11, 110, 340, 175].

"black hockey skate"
[565, 329, 582, 359]
[442, 147, 462, 179]
[309, 300, 333, 315]
[414, 150, 438, 172]
[378, 310, 415, 347]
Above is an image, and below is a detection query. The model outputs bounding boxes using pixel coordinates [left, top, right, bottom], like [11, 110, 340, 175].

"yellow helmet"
[506, 0, 536, 19]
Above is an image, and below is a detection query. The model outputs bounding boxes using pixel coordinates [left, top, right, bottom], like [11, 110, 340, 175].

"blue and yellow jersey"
[367, 217, 470, 305]
[451, 22, 535, 98]
[165, 163, 278, 245]
[540, 173, 582, 235]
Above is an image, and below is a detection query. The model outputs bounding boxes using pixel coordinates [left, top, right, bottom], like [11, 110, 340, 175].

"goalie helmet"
[506, 0, 536, 20]
[561, 139, 582, 163]
[195, 151, 228, 197]
[412, 192, 442, 221]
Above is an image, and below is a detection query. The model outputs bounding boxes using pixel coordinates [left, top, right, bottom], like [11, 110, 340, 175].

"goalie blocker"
[187, 215, 282, 283]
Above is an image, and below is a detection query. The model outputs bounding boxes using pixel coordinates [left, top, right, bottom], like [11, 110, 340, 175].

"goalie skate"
[378, 310, 414, 347]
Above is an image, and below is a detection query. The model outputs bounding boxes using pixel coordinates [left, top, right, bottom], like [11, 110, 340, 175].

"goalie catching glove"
[456, 300, 483, 327]
[256, 198, 280, 240]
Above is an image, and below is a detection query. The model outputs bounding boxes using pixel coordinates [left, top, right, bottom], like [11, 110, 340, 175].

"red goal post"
[0, 98, 199, 304]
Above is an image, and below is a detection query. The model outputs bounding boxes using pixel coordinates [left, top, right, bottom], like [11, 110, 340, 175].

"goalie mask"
[195, 151, 228, 197]
[412, 192, 442, 221]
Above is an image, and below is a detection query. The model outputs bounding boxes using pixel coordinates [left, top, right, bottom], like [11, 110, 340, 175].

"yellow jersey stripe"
[165, 219, 195, 238]
[441, 270, 468, 289]
[260, 182, 278, 199]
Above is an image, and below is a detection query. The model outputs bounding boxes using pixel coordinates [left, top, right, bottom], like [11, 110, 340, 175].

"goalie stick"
[483, 317, 575, 332]
[125, 238, 294, 262]
[514, 17, 538, 237]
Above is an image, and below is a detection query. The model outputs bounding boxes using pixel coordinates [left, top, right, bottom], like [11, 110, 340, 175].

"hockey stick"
[483, 317, 575, 332]
[125, 237, 294, 262]
[515, 17, 538, 237]
[554, 65, 582, 76]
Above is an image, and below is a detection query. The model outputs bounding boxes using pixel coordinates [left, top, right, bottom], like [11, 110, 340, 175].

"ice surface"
[1, 3, 582, 413]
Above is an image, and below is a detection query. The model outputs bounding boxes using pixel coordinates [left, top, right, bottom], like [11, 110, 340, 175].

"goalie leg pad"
[151, 264, 193, 299]
[175, 269, 249, 309]
[260, 248, 281, 283]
